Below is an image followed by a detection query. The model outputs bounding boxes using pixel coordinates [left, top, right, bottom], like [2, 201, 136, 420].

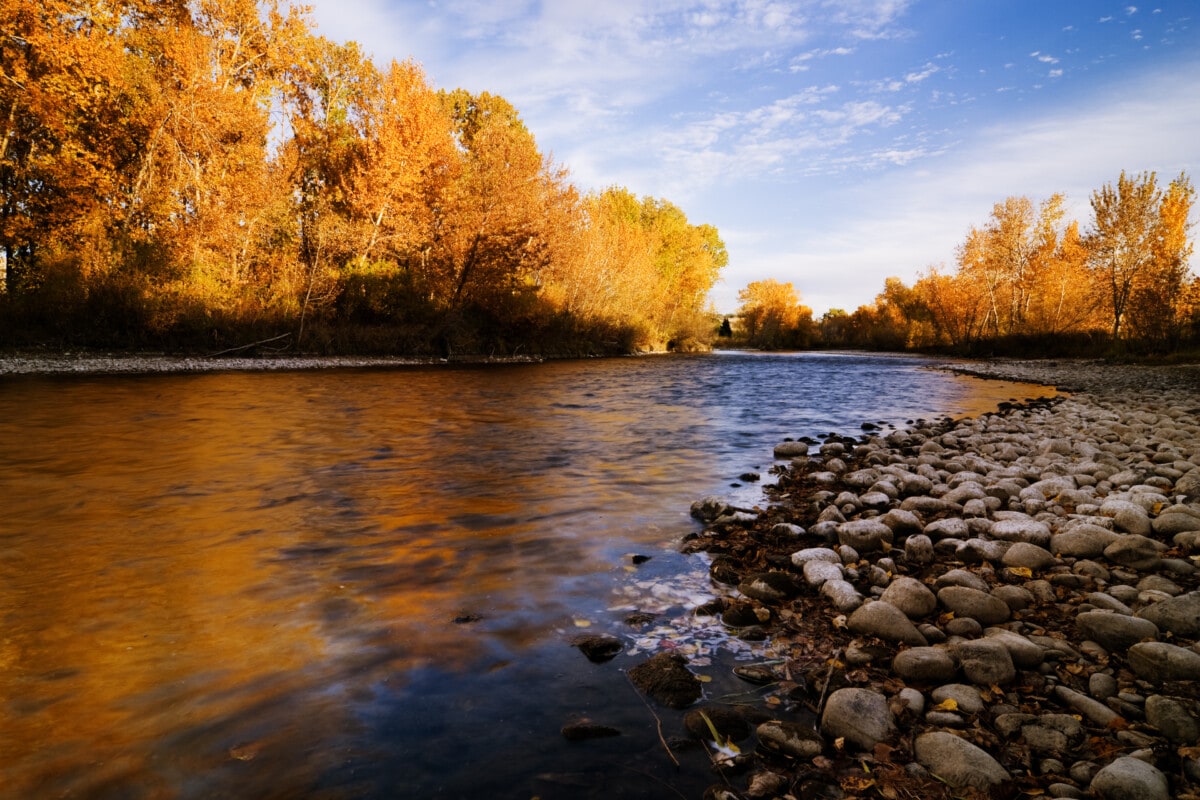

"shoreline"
[665, 359, 1200, 799]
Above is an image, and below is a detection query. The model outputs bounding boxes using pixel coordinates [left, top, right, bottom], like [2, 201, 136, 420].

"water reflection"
[0, 353, 1052, 798]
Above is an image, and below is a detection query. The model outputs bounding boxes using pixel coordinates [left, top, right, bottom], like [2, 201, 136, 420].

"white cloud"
[905, 63, 939, 83]
[709, 59, 1200, 314]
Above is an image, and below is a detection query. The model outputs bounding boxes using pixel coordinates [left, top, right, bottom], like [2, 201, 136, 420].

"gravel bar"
[669, 358, 1200, 800]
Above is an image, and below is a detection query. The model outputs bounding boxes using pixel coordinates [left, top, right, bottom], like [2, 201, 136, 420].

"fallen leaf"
[931, 698, 959, 712]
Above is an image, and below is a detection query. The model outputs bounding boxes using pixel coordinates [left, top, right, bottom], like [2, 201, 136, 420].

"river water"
[0, 352, 1051, 799]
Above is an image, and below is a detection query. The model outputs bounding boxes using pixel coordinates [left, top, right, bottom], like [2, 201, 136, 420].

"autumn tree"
[737, 279, 814, 349]
[913, 266, 986, 349]
[1122, 174, 1195, 348]
[1087, 170, 1195, 343]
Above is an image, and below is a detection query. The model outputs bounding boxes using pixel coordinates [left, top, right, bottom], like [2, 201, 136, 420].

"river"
[0, 352, 1051, 799]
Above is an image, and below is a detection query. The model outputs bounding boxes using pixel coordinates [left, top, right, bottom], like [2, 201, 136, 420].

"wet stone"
[628, 652, 703, 709]
[738, 571, 801, 602]
[571, 633, 624, 663]
[755, 720, 824, 759]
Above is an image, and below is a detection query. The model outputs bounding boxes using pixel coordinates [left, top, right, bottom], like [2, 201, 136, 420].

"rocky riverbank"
[652, 359, 1200, 799]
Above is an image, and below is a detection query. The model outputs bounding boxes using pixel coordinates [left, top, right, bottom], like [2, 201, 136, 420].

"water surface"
[0, 352, 1050, 798]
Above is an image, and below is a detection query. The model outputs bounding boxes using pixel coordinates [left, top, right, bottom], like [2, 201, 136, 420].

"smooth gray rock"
[1050, 524, 1120, 558]
[820, 688, 895, 750]
[882, 508, 923, 534]
[820, 579, 864, 612]
[1102, 500, 1153, 536]
[937, 586, 1011, 625]
[1084, 592, 1134, 614]
[952, 639, 1017, 686]
[1128, 642, 1200, 682]
[892, 647, 957, 683]
[903, 533, 935, 564]
[848, 600, 927, 646]
[931, 684, 984, 715]
[1151, 507, 1200, 535]
[992, 584, 1036, 611]
[1076, 610, 1159, 652]
[1103, 535, 1165, 570]
[880, 576, 937, 619]
[773, 441, 809, 458]
[1089, 756, 1169, 800]
[1053, 685, 1119, 726]
[934, 569, 990, 593]
[837, 519, 893, 552]
[1002, 541, 1057, 570]
[1176, 470, 1200, 501]
[990, 517, 1052, 548]
[1136, 591, 1200, 638]
[914, 731, 1011, 789]
[1145, 695, 1200, 744]
[1090, 672, 1119, 700]
[802, 559, 844, 589]
[790, 547, 841, 567]
[984, 628, 1045, 669]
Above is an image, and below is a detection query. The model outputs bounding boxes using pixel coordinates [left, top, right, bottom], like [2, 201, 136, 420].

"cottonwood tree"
[1087, 170, 1194, 343]
[737, 279, 814, 349]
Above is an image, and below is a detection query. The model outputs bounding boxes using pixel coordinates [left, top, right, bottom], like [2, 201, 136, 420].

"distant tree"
[736, 279, 814, 349]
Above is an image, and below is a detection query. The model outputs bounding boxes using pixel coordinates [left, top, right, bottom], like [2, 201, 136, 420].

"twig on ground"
[815, 647, 842, 723]
[208, 332, 291, 358]
[624, 670, 680, 768]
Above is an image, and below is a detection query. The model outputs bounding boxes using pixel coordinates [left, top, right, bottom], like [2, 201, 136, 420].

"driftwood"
[207, 332, 291, 358]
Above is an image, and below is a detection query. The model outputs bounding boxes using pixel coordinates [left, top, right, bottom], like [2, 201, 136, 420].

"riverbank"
[0, 350, 549, 375]
[667, 359, 1200, 799]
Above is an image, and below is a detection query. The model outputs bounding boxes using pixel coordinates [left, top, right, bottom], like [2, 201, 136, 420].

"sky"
[305, 1, 1200, 315]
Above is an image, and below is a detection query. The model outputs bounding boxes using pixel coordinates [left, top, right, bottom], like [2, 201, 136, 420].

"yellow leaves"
[1008, 566, 1033, 578]
[931, 698, 959, 712]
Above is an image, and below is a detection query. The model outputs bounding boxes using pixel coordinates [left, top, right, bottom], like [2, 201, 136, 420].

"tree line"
[733, 170, 1198, 355]
[0, 0, 726, 355]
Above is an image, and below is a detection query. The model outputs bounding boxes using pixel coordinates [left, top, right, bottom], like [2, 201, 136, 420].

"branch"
[207, 332, 291, 358]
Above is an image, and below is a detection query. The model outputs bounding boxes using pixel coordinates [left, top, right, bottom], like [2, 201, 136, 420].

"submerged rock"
[628, 652, 702, 709]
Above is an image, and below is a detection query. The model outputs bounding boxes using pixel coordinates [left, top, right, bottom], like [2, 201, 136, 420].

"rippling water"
[0, 352, 1050, 799]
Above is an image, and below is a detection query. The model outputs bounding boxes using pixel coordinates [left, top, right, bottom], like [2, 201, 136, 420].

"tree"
[1087, 170, 1194, 342]
[737, 279, 814, 349]
[1124, 174, 1195, 348]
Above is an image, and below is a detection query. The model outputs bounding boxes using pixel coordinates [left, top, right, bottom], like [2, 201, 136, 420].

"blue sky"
[307, 1, 1200, 315]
